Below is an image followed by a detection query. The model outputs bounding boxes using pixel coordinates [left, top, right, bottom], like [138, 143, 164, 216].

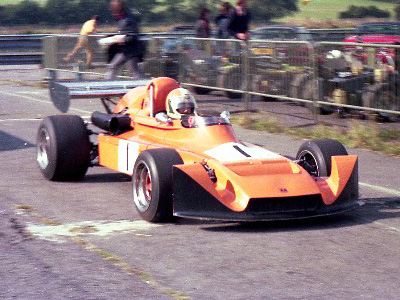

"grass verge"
[231, 113, 400, 157]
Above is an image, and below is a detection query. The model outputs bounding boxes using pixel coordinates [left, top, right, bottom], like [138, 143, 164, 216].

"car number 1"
[118, 140, 140, 175]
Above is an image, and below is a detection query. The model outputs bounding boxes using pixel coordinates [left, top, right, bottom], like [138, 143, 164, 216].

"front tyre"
[36, 115, 91, 181]
[296, 139, 347, 177]
[132, 148, 183, 222]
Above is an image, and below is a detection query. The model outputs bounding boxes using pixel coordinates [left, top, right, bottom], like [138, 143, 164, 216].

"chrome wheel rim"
[298, 150, 319, 177]
[37, 127, 50, 170]
[133, 162, 152, 212]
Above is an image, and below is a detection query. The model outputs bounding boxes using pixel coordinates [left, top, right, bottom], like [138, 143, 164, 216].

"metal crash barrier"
[43, 34, 109, 79]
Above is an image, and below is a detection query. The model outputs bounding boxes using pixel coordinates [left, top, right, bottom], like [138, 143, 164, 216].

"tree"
[340, 5, 391, 19]
[395, 4, 400, 20]
[44, 0, 79, 24]
[14, 1, 43, 25]
[124, 0, 158, 23]
[250, 0, 298, 21]
[77, 0, 112, 24]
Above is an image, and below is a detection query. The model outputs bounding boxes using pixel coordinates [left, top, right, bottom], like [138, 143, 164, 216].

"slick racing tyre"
[301, 79, 334, 115]
[296, 139, 348, 177]
[36, 115, 91, 181]
[132, 148, 183, 222]
[362, 82, 399, 122]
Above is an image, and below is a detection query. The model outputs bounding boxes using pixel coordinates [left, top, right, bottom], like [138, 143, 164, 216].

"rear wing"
[49, 79, 149, 112]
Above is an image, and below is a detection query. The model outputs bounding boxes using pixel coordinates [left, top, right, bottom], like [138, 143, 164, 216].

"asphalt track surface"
[0, 65, 400, 300]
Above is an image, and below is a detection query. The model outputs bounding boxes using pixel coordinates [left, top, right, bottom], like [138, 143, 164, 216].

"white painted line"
[0, 115, 92, 122]
[0, 118, 42, 122]
[373, 221, 400, 233]
[360, 182, 400, 197]
[0, 90, 92, 114]
[18, 91, 47, 95]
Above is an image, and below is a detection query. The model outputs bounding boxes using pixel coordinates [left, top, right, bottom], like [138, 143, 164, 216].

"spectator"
[215, 2, 233, 39]
[106, 0, 144, 80]
[195, 7, 211, 38]
[63, 15, 99, 68]
[228, 0, 251, 40]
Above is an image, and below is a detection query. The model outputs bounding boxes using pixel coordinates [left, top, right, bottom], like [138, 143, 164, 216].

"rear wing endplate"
[49, 79, 149, 112]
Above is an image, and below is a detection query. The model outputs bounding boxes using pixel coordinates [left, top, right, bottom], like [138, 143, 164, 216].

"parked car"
[251, 25, 313, 42]
[344, 22, 400, 65]
[344, 22, 400, 45]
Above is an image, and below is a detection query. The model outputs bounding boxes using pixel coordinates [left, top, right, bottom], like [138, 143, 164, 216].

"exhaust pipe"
[91, 111, 131, 132]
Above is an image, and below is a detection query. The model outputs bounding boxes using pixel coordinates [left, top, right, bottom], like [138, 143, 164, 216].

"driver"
[165, 88, 197, 119]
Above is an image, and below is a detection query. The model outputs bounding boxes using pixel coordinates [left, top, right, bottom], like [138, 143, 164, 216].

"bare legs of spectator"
[85, 38, 94, 68]
[105, 52, 143, 80]
[63, 35, 92, 65]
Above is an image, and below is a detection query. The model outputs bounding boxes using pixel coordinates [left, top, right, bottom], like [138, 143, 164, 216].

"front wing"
[172, 158, 359, 221]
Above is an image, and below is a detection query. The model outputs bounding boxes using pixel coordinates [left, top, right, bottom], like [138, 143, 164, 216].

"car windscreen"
[181, 115, 231, 128]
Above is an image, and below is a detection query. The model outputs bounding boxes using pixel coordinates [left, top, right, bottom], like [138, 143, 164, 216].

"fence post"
[366, 47, 376, 69]
[311, 43, 319, 124]
[243, 40, 251, 111]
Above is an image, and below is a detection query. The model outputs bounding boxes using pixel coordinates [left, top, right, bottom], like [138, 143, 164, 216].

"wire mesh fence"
[43, 35, 400, 119]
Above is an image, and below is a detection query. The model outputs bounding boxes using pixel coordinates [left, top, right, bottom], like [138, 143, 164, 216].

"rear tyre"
[362, 82, 399, 122]
[296, 139, 348, 177]
[302, 80, 334, 115]
[289, 73, 311, 100]
[36, 115, 91, 181]
[132, 148, 183, 222]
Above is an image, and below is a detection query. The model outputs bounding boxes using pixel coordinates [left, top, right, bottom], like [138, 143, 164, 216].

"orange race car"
[37, 77, 359, 222]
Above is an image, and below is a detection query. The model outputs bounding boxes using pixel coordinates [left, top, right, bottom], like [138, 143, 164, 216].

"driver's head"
[166, 88, 197, 119]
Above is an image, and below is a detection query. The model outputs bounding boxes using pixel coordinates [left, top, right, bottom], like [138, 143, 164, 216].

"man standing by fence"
[228, 0, 251, 40]
[106, 0, 144, 80]
[215, 2, 233, 39]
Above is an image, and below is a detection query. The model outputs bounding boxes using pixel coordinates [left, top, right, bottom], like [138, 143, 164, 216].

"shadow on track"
[0, 130, 34, 152]
[83, 172, 131, 183]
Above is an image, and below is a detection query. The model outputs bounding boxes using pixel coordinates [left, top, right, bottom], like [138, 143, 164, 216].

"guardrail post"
[48, 69, 57, 81]
[74, 62, 84, 81]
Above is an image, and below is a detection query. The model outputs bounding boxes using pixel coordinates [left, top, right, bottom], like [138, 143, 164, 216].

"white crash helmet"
[166, 88, 197, 119]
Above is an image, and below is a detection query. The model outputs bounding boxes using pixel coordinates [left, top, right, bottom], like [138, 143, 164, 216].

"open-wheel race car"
[37, 77, 359, 222]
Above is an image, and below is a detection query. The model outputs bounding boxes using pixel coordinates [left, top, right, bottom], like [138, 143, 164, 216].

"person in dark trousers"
[215, 2, 233, 39]
[195, 7, 211, 38]
[106, 0, 143, 80]
[228, 0, 251, 40]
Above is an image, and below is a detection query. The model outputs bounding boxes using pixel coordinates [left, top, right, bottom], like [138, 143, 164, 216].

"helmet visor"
[176, 102, 196, 114]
